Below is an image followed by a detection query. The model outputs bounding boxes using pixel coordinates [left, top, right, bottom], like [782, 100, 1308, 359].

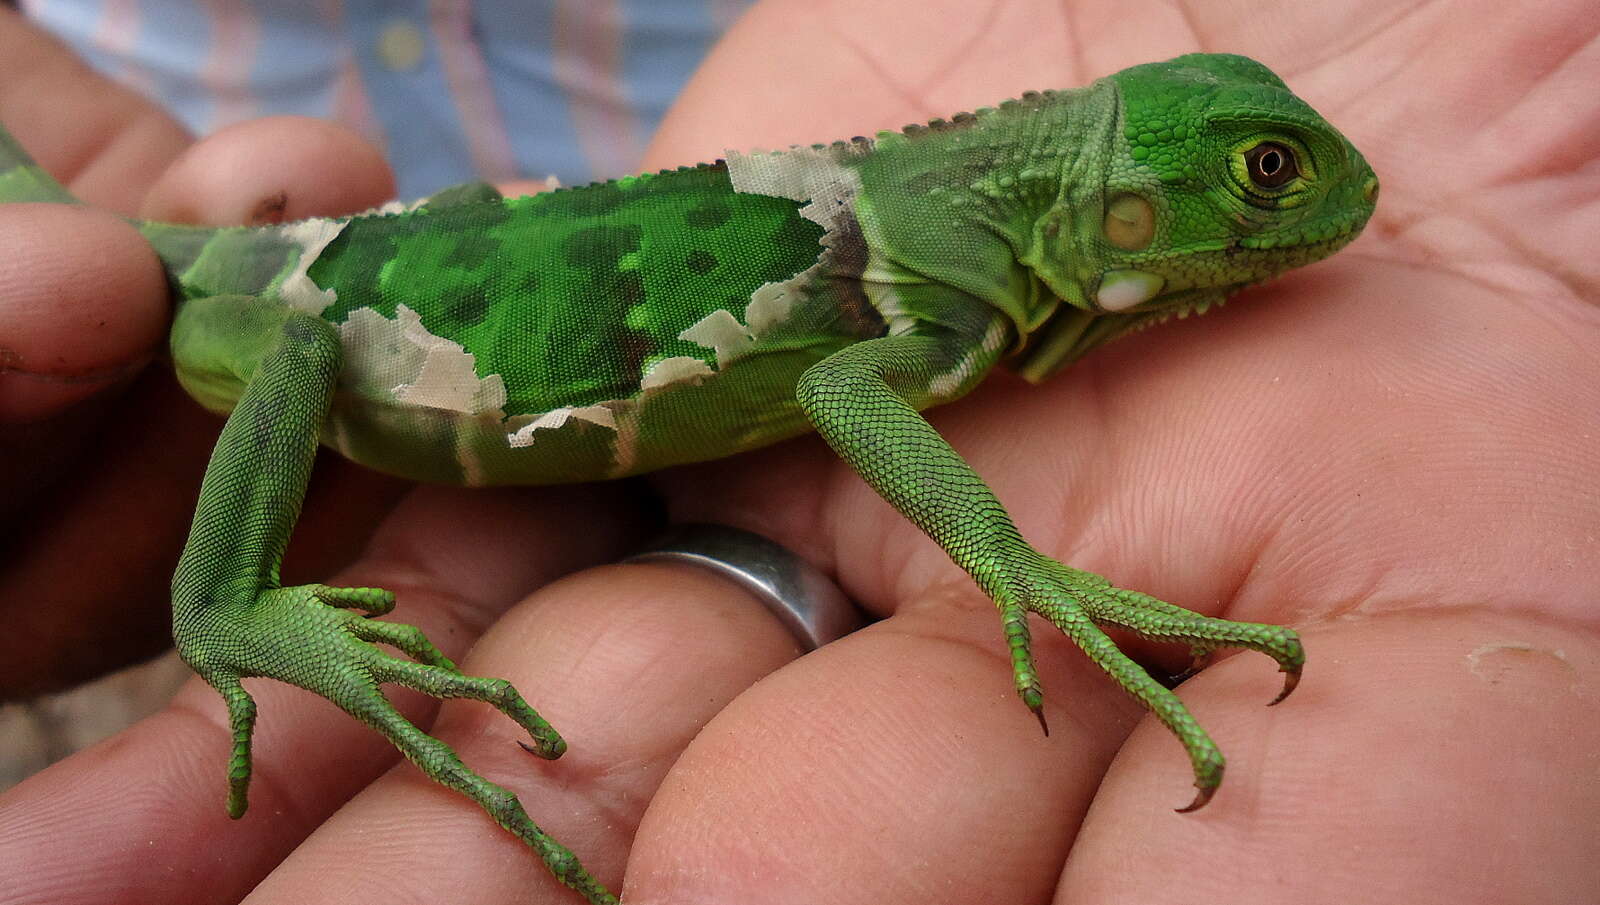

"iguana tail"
[0, 123, 80, 204]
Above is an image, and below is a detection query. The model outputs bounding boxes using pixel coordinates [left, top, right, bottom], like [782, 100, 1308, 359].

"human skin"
[1, 0, 1597, 903]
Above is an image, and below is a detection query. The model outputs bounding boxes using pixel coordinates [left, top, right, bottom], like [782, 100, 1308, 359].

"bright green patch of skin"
[309, 163, 828, 416]
[1, 53, 1375, 904]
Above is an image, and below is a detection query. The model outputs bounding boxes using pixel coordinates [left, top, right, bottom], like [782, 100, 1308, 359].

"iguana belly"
[322, 319, 868, 486]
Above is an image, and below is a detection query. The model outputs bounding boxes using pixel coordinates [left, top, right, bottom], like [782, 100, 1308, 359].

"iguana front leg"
[169, 302, 615, 903]
[796, 317, 1305, 811]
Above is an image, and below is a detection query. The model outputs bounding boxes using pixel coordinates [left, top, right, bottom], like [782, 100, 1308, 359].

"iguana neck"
[842, 79, 1119, 347]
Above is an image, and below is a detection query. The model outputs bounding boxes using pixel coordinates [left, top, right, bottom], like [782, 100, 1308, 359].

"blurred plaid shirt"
[23, 0, 752, 197]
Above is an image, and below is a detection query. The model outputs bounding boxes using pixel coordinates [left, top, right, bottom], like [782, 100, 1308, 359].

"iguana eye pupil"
[1244, 141, 1299, 188]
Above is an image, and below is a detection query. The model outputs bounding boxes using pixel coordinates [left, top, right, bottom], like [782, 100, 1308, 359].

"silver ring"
[626, 525, 863, 650]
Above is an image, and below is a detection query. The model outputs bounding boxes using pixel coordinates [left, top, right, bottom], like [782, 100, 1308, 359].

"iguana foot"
[175, 583, 617, 904]
[1000, 554, 1304, 811]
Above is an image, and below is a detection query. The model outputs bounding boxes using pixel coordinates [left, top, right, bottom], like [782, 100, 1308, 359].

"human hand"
[0, 6, 658, 897]
[0, 9, 768, 902]
[636, 0, 1600, 902]
[3, 0, 1596, 903]
[0, 7, 414, 696]
[0, 6, 192, 693]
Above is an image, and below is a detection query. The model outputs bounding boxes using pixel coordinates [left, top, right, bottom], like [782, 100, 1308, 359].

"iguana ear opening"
[1103, 193, 1155, 250]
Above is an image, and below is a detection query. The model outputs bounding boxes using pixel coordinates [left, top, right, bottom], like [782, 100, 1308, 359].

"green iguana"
[0, 53, 1376, 902]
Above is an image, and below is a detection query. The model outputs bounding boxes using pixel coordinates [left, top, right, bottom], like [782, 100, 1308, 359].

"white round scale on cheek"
[1095, 269, 1165, 311]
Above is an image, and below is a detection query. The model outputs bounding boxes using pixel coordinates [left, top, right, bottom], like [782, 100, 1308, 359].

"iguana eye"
[1243, 142, 1299, 188]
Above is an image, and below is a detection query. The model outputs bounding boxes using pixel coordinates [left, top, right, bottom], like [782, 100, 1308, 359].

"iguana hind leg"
[170, 305, 615, 904]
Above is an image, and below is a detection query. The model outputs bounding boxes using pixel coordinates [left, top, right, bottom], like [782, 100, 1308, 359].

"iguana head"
[1015, 53, 1377, 382]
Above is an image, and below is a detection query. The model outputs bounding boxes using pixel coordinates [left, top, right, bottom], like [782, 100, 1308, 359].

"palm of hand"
[643, 0, 1600, 901]
[1, 0, 1594, 903]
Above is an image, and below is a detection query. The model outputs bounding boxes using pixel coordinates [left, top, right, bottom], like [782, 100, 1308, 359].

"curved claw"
[1175, 783, 1217, 814]
[518, 737, 567, 760]
[1019, 682, 1049, 737]
[1171, 649, 1213, 685]
[1267, 662, 1302, 706]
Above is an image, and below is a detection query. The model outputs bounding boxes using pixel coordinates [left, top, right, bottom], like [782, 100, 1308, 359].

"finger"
[643, 0, 1080, 168]
[140, 116, 395, 224]
[238, 557, 803, 904]
[0, 204, 167, 421]
[0, 117, 394, 428]
[1061, 610, 1600, 904]
[0, 118, 404, 691]
[0, 202, 190, 692]
[622, 591, 1140, 905]
[0, 6, 189, 213]
[0, 481, 641, 903]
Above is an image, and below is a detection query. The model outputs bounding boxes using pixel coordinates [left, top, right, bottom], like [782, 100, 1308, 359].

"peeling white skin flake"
[744, 279, 797, 334]
[278, 218, 347, 314]
[928, 319, 1008, 398]
[679, 309, 756, 366]
[722, 145, 872, 347]
[726, 146, 863, 228]
[641, 356, 715, 390]
[353, 198, 424, 217]
[506, 405, 617, 447]
[340, 305, 507, 414]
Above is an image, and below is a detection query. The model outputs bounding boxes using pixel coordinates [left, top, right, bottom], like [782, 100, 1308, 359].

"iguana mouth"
[1013, 205, 1366, 385]
[1237, 206, 1371, 251]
